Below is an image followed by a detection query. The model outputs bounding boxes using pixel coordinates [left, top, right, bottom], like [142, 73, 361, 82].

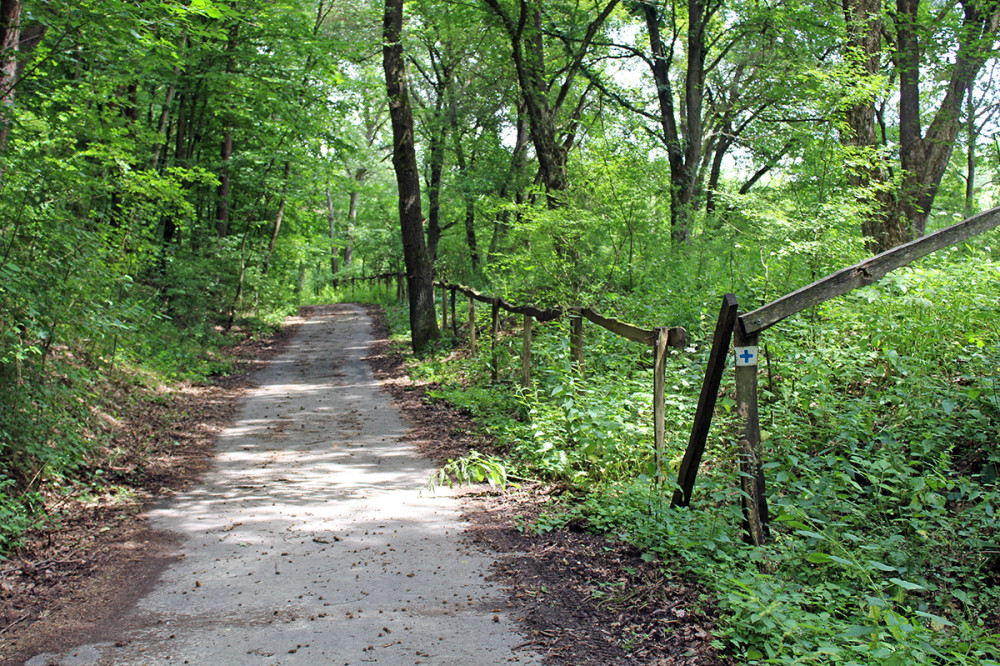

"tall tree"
[483, 0, 620, 204]
[893, 0, 1000, 238]
[383, 0, 440, 352]
[587, 0, 831, 242]
[0, 0, 21, 159]
[842, 0, 1000, 250]
[957, 61, 1000, 216]
[840, 0, 894, 250]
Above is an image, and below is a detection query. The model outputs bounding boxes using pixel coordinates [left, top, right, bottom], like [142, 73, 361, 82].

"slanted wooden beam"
[672, 294, 739, 507]
[740, 206, 1000, 335]
[580, 308, 656, 346]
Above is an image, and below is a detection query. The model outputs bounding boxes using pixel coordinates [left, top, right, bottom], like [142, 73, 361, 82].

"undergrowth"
[391, 246, 1000, 664]
[0, 302, 285, 554]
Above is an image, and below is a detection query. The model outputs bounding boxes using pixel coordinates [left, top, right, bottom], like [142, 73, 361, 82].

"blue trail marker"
[735, 346, 758, 367]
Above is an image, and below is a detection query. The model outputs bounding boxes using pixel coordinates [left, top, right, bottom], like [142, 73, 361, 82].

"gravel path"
[28, 304, 540, 666]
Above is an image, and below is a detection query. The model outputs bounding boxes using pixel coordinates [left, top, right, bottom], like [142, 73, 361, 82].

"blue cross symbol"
[739, 348, 755, 364]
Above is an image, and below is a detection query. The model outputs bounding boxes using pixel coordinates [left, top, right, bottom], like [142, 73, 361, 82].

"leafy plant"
[430, 451, 510, 488]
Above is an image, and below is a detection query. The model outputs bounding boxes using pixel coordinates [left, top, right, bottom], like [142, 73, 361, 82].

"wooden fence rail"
[433, 280, 685, 485]
[673, 204, 1000, 545]
[740, 206, 1000, 335]
[361, 206, 1000, 546]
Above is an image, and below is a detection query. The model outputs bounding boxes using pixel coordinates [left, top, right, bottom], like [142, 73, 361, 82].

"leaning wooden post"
[672, 294, 739, 507]
[521, 313, 533, 388]
[490, 298, 501, 383]
[468, 294, 477, 352]
[570, 308, 584, 377]
[734, 317, 769, 546]
[653, 327, 669, 486]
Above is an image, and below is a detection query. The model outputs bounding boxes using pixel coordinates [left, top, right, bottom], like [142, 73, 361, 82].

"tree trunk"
[149, 68, 180, 171]
[680, 0, 706, 243]
[215, 129, 233, 237]
[174, 90, 188, 164]
[642, 0, 706, 244]
[263, 161, 291, 276]
[346, 173, 362, 266]
[964, 86, 977, 218]
[383, 0, 439, 353]
[844, 0, 999, 251]
[326, 186, 339, 279]
[215, 25, 240, 238]
[483, 0, 619, 205]
[705, 119, 732, 218]
[489, 101, 529, 261]
[425, 99, 447, 263]
[0, 0, 22, 160]
[892, 0, 999, 238]
[447, 87, 480, 272]
[841, 0, 898, 252]
[225, 222, 252, 331]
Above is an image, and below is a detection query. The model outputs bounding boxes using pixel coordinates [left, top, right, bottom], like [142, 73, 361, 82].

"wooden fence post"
[570, 308, 584, 376]
[440, 284, 448, 329]
[490, 298, 501, 383]
[653, 327, 668, 486]
[672, 294, 739, 507]
[468, 294, 476, 353]
[734, 317, 769, 546]
[450, 287, 457, 336]
[521, 313, 533, 388]
[667, 326, 688, 349]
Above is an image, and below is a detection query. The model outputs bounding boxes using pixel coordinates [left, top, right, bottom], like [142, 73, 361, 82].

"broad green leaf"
[867, 560, 897, 572]
[842, 625, 877, 637]
[914, 610, 953, 627]
[795, 529, 826, 540]
[889, 578, 925, 591]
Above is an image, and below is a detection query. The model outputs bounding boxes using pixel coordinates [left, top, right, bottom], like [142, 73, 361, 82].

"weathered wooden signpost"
[734, 320, 768, 545]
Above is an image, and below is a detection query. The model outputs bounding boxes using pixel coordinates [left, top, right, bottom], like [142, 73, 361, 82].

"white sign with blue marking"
[735, 346, 758, 367]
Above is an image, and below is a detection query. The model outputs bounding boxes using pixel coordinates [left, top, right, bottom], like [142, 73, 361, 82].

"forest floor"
[0, 304, 724, 666]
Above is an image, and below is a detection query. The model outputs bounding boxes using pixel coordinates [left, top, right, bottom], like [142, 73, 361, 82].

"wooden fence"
[673, 205, 1000, 545]
[345, 272, 407, 301]
[351, 206, 1000, 546]
[433, 280, 687, 486]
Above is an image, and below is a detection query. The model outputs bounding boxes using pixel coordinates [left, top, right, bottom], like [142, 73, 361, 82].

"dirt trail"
[28, 304, 540, 666]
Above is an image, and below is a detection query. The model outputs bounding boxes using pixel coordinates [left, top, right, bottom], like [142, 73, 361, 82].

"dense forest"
[1, 0, 999, 662]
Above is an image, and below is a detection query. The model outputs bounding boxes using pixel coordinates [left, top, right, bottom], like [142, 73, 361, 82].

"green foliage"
[430, 451, 510, 489]
[398, 239, 1000, 662]
[0, 0, 343, 548]
[0, 481, 44, 552]
[2, 0, 1000, 656]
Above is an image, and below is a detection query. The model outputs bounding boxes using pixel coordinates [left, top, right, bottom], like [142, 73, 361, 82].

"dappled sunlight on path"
[28, 304, 539, 666]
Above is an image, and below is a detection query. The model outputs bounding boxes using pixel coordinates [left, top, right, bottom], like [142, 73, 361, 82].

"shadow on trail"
[25, 304, 540, 666]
